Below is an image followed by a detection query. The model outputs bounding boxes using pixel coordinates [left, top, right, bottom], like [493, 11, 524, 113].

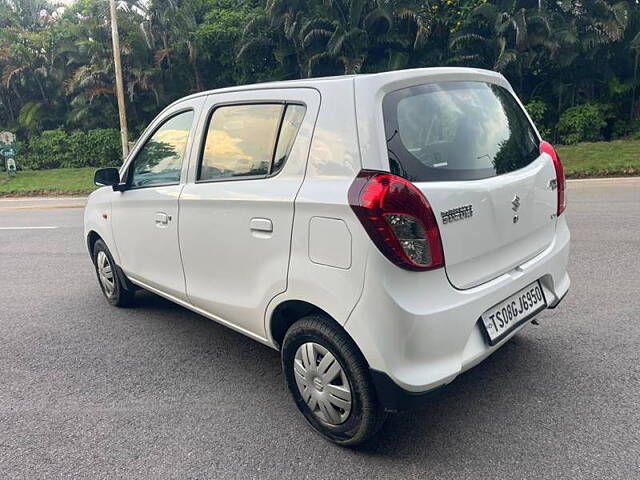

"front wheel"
[92, 239, 135, 307]
[281, 315, 387, 446]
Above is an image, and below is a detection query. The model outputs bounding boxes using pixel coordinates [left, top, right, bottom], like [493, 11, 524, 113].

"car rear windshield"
[383, 81, 540, 182]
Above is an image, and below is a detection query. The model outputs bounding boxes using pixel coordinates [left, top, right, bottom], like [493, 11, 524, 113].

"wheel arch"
[88, 231, 137, 293]
[87, 230, 102, 258]
[269, 299, 349, 350]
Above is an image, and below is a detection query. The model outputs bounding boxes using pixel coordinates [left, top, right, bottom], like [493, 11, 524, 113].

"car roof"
[168, 67, 504, 109]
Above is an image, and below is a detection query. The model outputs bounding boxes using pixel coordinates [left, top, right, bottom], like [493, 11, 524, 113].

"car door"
[179, 88, 320, 338]
[110, 102, 200, 300]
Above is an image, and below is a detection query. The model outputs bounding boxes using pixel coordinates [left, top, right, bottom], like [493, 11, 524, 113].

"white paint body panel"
[84, 68, 570, 395]
[84, 187, 116, 260]
[418, 156, 558, 289]
[111, 185, 185, 298]
[269, 78, 368, 330]
[178, 88, 320, 338]
[308, 217, 352, 269]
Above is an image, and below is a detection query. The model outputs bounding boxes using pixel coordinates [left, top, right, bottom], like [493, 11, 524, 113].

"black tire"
[92, 239, 135, 307]
[281, 314, 387, 447]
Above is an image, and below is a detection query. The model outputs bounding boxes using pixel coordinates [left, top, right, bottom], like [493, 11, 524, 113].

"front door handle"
[155, 212, 171, 227]
[250, 218, 273, 233]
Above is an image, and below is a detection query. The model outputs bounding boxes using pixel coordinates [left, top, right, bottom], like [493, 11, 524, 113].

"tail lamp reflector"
[348, 171, 444, 271]
[540, 141, 566, 215]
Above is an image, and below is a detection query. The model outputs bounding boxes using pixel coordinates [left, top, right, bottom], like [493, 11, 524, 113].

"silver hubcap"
[96, 251, 115, 297]
[293, 342, 352, 425]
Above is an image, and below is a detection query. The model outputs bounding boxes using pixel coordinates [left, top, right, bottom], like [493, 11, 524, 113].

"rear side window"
[383, 82, 539, 182]
[199, 103, 305, 181]
[272, 104, 306, 174]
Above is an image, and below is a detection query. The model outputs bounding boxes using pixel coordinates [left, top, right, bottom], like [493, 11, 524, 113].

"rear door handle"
[250, 218, 273, 232]
[155, 212, 171, 226]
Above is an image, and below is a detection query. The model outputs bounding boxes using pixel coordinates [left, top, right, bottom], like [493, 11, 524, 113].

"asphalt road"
[1, 179, 639, 479]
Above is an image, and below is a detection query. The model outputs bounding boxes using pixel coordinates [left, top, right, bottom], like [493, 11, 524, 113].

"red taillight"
[348, 170, 444, 271]
[540, 141, 566, 216]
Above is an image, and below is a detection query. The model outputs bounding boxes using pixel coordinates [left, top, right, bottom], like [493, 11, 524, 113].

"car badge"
[440, 205, 473, 224]
[512, 195, 521, 212]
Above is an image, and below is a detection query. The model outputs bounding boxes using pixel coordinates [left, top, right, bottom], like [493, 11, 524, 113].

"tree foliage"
[0, 0, 639, 146]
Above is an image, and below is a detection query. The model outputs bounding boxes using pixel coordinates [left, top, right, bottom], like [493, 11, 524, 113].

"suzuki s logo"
[512, 195, 521, 224]
[512, 195, 521, 212]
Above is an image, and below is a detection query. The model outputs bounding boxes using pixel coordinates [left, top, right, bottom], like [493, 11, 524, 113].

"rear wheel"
[281, 315, 387, 446]
[92, 239, 135, 307]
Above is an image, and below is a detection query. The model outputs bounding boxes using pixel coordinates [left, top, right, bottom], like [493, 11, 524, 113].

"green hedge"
[17, 129, 122, 170]
[557, 104, 608, 145]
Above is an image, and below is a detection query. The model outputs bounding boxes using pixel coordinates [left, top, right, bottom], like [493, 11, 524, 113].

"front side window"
[130, 110, 194, 188]
[383, 82, 539, 182]
[199, 103, 306, 181]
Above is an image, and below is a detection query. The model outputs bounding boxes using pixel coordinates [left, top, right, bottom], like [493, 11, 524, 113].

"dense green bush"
[556, 104, 607, 145]
[525, 100, 552, 140]
[611, 120, 632, 140]
[19, 130, 71, 169]
[18, 129, 122, 170]
[67, 129, 123, 168]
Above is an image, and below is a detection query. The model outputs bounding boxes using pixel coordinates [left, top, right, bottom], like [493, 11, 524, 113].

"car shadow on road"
[131, 289, 189, 310]
[126, 289, 562, 460]
[357, 334, 564, 458]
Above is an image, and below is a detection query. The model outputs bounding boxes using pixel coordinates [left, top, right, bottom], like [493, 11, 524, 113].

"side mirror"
[94, 168, 120, 189]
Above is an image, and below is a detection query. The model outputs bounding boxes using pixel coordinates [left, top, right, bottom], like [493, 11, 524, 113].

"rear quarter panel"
[266, 78, 372, 335]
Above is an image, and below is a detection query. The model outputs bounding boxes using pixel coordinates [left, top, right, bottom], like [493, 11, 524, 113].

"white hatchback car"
[85, 68, 570, 446]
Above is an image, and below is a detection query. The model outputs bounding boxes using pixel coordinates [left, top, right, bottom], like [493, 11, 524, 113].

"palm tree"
[0, 0, 65, 132]
[142, 0, 207, 92]
[243, 0, 431, 77]
[302, 0, 396, 75]
[450, 0, 535, 73]
[238, 0, 318, 79]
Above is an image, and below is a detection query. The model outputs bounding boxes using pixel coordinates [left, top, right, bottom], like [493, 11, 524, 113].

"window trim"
[268, 105, 287, 176]
[124, 108, 195, 191]
[270, 103, 306, 177]
[195, 100, 306, 184]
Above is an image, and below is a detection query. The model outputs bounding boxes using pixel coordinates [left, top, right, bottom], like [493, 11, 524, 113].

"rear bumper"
[345, 216, 570, 404]
[368, 306, 560, 412]
[548, 286, 569, 309]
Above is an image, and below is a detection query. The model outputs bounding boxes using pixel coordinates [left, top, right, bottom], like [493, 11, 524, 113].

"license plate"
[480, 281, 547, 345]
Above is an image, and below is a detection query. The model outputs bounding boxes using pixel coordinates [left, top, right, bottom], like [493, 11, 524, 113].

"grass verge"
[0, 167, 96, 196]
[558, 139, 640, 178]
